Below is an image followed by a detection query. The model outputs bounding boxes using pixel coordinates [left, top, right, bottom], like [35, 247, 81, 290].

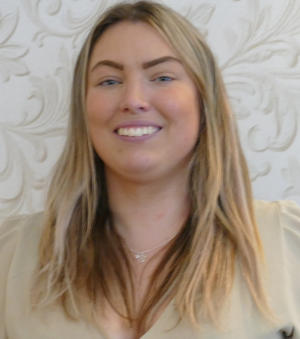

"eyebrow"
[90, 56, 182, 72]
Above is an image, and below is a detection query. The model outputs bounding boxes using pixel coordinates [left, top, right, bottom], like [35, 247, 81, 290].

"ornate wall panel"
[0, 0, 299, 216]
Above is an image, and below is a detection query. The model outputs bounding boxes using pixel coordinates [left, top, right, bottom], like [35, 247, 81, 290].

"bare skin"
[97, 158, 191, 339]
[98, 246, 176, 339]
[86, 20, 200, 339]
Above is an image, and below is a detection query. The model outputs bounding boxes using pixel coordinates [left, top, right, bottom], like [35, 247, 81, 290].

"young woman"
[1, 1, 299, 338]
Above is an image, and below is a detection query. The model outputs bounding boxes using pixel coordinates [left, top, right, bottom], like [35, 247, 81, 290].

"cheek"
[153, 92, 183, 122]
[86, 91, 112, 126]
[86, 92, 99, 121]
[159, 89, 200, 126]
[173, 93, 200, 144]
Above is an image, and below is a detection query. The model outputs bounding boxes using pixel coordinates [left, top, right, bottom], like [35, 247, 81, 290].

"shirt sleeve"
[278, 200, 300, 338]
[0, 216, 21, 339]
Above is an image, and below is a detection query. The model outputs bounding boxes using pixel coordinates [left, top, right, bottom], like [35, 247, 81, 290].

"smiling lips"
[116, 126, 160, 137]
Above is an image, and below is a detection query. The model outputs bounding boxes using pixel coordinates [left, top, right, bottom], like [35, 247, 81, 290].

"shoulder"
[254, 199, 300, 238]
[0, 212, 44, 232]
[0, 212, 44, 270]
[254, 199, 300, 264]
[254, 200, 300, 322]
[0, 212, 44, 335]
[0, 212, 44, 247]
[253, 200, 300, 260]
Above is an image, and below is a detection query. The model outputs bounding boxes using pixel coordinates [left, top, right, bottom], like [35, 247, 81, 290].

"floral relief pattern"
[22, 0, 111, 48]
[216, 0, 300, 199]
[0, 0, 299, 216]
[183, 2, 216, 36]
[221, 0, 300, 153]
[282, 157, 300, 199]
[0, 46, 70, 215]
[0, 9, 29, 81]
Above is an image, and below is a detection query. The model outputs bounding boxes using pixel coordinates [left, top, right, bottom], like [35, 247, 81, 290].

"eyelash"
[98, 79, 121, 87]
[97, 75, 174, 87]
[152, 75, 174, 82]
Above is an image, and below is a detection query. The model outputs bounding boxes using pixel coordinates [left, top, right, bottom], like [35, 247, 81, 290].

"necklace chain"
[127, 232, 178, 263]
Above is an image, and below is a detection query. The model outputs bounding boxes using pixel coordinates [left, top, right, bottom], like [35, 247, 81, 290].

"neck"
[106, 171, 190, 253]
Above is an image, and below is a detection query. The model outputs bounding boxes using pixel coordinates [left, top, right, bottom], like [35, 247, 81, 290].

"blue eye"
[153, 76, 173, 82]
[99, 79, 120, 86]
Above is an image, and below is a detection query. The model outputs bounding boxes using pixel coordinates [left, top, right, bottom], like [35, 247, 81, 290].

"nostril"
[279, 326, 295, 338]
[121, 103, 149, 114]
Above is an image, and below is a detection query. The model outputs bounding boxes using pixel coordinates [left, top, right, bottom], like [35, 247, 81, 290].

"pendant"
[134, 253, 147, 263]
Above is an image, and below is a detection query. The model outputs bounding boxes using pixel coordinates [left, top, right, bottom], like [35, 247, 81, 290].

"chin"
[107, 163, 166, 184]
[119, 155, 158, 173]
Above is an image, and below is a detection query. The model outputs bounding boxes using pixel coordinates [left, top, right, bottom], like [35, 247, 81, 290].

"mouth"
[115, 126, 161, 137]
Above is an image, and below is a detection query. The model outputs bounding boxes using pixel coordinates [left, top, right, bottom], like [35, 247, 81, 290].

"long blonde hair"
[33, 0, 270, 335]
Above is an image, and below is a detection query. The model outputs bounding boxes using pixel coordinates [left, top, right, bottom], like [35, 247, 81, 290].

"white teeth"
[117, 126, 159, 137]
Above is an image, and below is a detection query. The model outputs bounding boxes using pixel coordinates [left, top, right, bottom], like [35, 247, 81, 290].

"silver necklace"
[127, 232, 178, 263]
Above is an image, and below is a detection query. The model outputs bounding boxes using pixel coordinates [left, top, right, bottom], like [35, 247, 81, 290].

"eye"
[152, 75, 173, 82]
[98, 79, 121, 87]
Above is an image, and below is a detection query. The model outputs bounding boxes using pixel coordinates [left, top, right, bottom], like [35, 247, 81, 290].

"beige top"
[0, 200, 299, 339]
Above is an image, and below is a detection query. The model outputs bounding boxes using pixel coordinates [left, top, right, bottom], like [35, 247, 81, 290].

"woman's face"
[86, 21, 200, 183]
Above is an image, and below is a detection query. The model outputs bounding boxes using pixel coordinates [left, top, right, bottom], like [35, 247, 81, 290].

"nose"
[119, 79, 150, 114]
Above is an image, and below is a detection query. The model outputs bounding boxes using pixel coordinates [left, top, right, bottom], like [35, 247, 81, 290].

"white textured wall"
[0, 0, 299, 217]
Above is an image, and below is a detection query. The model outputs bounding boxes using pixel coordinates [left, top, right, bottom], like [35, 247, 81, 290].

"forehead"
[89, 21, 178, 65]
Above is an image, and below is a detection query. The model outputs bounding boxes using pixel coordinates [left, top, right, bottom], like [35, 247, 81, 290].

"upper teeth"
[117, 126, 159, 137]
